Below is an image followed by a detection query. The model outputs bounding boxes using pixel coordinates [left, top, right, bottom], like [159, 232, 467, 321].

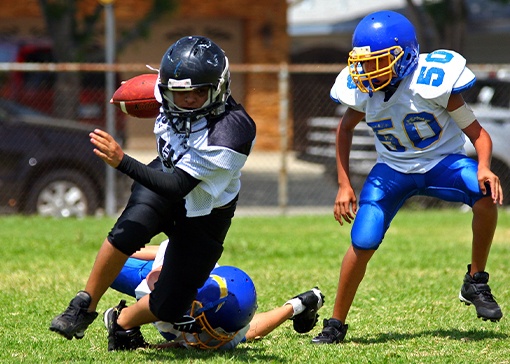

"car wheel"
[24, 169, 99, 217]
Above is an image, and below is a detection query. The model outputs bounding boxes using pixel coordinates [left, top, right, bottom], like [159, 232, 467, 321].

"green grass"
[1, 209, 509, 363]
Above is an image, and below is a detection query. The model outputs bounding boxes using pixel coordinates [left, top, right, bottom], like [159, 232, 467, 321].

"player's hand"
[334, 186, 357, 226]
[89, 129, 124, 168]
[172, 315, 202, 334]
[478, 166, 504, 205]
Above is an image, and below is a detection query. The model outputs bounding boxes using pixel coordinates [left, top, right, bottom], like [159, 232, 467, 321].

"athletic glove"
[172, 315, 202, 333]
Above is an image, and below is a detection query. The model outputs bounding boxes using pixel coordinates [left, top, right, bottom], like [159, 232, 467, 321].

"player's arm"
[130, 245, 160, 260]
[116, 154, 200, 201]
[334, 107, 365, 225]
[447, 93, 503, 204]
[90, 128, 200, 201]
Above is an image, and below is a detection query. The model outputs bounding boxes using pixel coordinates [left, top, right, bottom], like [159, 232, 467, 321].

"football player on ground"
[312, 10, 504, 344]
[107, 239, 325, 350]
[50, 36, 257, 349]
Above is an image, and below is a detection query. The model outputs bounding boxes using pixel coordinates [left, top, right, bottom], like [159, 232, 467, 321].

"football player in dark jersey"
[50, 36, 257, 350]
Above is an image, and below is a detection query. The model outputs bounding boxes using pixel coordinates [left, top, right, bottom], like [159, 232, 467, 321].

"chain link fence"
[1, 62, 509, 217]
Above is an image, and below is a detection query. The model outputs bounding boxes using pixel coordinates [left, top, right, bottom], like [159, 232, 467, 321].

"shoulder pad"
[330, 66, 370, 112]
[410, 50, 475, 100]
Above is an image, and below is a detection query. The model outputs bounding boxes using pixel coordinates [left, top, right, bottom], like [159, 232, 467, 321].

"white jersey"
[330, 50, 476, 173]
[153, 86, 255, 217]
[134, 240, 246, 350]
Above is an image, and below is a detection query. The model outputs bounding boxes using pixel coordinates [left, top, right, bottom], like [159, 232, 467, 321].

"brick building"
[0, 0, 289, 151]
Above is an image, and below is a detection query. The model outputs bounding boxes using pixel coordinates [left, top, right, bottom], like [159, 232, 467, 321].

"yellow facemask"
[348, 45, 403, 94]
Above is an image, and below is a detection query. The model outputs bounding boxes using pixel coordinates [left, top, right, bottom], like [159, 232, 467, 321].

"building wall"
[0, 0, 289, 151]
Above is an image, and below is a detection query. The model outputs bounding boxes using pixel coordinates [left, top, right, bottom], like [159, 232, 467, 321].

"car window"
[0, 99, 45, 116]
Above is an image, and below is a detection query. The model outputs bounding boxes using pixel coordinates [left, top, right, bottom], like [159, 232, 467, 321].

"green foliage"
[38, 0, 178, 62]
[117, 0, 178, 53]
[0, 210, 509, 363]
[423, 0, 452, 35]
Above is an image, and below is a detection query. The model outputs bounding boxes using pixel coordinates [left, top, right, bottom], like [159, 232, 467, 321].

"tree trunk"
[39, 0, 81, 119]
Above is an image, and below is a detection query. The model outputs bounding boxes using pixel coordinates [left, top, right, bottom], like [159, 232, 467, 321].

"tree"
[37, 0, 176, 119]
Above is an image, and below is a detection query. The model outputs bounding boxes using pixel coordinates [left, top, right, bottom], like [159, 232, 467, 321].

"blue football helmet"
[348, 10, 419, 94]
[185, 266, 258, 349]
[158, 35, 230, 122]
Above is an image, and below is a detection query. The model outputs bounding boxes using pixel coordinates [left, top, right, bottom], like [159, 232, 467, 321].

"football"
[110, 73, 161, 118]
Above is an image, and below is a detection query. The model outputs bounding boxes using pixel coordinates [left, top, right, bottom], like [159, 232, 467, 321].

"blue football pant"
[110, 257, 153, 298]
[351, 154, 488, 250]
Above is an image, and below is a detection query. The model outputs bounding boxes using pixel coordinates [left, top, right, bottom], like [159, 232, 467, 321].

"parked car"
[297, 92, 510, 205]
[0, 98, 127, 217]
[0, 40, 127, 142]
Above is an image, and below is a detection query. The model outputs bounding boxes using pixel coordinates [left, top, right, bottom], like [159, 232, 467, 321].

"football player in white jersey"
[312, 11, 504, 344]
[108, 239, 325, 350]
[50, 36, 257, 350]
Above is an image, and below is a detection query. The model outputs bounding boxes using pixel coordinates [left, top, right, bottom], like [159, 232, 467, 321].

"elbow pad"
[448, 103, 476, 129]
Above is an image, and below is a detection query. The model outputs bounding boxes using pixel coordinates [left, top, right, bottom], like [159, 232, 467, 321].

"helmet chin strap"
[383, 82, 399, 102]
[183, 117, 191, 148]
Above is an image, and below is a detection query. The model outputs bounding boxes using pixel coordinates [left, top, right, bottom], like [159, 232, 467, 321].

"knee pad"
[351, 203, 386, 250]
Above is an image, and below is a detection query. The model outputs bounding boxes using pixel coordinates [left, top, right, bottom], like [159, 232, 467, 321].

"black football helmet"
[158, 36, 230, 121]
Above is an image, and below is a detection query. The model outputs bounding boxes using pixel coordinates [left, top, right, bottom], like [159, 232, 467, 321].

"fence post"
[278, 63, 289, 213]
[103, 1, 117, 216]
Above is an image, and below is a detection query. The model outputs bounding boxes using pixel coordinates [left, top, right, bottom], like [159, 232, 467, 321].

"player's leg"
[310, 246, 373, 344]
[313, 164, 416, 344]
[84, 240, 131, 311]
[109, 199, 237, 351]
[103, 298, 149, 351]
[460, 196, 502, 321]
[334, 245, 375, 322]
[110, 257, 154, 298]
[50, 168, 172, 340]
[470, 196, 497, 274]
[147, 204, 236, 324]
[423, 154, 502, 321]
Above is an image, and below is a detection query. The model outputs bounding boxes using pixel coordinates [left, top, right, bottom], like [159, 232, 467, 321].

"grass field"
[1, 209, 509, 363]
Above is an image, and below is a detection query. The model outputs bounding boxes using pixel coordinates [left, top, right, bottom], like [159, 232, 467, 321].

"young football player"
[49, 36, 257, 348]
[107, 239, 325, 350]
[312, 10, 504, 344]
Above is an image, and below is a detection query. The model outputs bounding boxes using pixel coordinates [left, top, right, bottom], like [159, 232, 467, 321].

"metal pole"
[103, 1, 117, 216]
[278, 63, 289, 214]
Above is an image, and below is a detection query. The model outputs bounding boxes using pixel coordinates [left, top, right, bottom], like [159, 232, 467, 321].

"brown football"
[110, 73, 161, 118]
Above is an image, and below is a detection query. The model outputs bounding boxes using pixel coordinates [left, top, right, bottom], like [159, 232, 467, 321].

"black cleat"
[311, 318, 348, 344]
[459, 264, 503, 322]
[49, 291, 98, 340]
[291, 287, 325, 333]
[104, 300, 148, 351]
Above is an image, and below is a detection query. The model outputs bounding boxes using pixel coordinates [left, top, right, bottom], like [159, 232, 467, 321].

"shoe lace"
[322, 324, 341, 338]
[471, 281, 497, 303]
[61, 302, 83, 320]
[119, 328, 148, 349]
[479, 288, 497, 302]
[129, 330, 148, 348]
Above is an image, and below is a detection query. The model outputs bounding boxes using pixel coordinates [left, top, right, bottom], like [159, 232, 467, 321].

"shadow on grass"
[348, 328, 508, 344]
[125, 345, 280, 362]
